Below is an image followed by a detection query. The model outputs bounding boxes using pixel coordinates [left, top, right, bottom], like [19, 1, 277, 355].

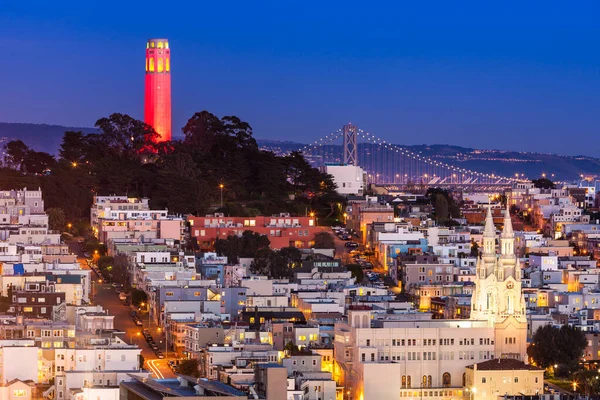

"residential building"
[187, 214, 320, 249]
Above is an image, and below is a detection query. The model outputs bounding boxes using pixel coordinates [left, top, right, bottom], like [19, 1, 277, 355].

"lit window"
[166, 58, 170, 72]
[149, 58, 155, 72]
[23, 307, 33, 312]
[13, 390, 27, 397]
[158, 58, 163, 72]
[151, 42, 155, 48]
[165, 42, 169, 49]
[157, 41, 164, 49]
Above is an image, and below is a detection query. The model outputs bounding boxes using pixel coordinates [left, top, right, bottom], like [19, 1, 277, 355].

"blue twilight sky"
[0, 1, 599, 156]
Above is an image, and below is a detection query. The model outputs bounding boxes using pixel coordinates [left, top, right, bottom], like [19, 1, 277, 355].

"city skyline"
[1, 2, 599, 156]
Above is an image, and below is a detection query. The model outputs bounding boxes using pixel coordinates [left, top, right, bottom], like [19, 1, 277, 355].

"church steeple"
[500, 202, 514, 256]
[482, 205, 496, 255]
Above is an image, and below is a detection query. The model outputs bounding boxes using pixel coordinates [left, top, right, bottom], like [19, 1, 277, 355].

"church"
[470, 203, 528, 360]
[333, 203, 529, 400]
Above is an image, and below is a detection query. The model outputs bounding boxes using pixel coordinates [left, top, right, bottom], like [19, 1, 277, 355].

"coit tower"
[144, 38, 171, 142]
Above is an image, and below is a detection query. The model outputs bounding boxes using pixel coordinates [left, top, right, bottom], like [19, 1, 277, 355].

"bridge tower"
[342, 123, 358, 165]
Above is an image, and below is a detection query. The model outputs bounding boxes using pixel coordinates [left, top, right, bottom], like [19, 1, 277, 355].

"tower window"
[151, 42, 155, 48]
[166, 58, 170, 72]
[165, 42, 169, 49]
[158, 41, 164, 49]
[158, 58, 163, 72]
[149, 58, 155, 72]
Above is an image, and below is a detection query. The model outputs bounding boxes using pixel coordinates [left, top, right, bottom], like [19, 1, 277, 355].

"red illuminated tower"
[144, 38, 172, 142]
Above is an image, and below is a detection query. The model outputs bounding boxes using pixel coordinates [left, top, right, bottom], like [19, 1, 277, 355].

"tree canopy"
[250, 246, 303, 279]
[312, 231, 336, 249]
[527, 324, 586, 371]
[215, 231, 272, 264]
[0, 111, 340, 224]
[532, 178, 556, 189]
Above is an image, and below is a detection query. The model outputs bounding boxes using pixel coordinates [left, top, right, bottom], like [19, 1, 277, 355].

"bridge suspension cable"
[297, 124, 526, 186]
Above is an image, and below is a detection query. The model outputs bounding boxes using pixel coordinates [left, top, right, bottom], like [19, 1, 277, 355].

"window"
[442, 373, 451, 388]
[165, 292, 174, 297]
[13, 390, 27, 397]
[482, 377, 486, 383]
[514, 377, 518, 383]
[23, 307, 33, 312]
[121, 355, 126, 361]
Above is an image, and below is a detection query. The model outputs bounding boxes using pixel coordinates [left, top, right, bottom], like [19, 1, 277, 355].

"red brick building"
[188, 214, 321, 249]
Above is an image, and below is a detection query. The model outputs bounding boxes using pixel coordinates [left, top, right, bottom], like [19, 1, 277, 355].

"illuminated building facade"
[144, 38, 171, 142]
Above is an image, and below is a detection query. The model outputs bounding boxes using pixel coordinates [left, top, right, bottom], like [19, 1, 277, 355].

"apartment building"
[187, 214, 320, 249]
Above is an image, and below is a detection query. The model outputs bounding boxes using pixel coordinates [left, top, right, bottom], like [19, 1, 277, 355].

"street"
[67, 240, 175, 378]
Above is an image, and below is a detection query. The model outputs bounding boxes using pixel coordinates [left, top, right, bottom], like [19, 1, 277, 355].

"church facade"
[470, 204, 528, 361]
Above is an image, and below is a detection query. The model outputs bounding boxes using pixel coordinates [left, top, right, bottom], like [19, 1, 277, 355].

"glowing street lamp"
[219, 184, 224, 208]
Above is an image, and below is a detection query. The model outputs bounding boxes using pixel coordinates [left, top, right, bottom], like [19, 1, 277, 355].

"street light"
[219, 184, 224, 208]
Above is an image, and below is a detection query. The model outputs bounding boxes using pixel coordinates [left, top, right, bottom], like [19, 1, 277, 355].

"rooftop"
[467, 358, 543, 371]
[121, 374, 246, 398]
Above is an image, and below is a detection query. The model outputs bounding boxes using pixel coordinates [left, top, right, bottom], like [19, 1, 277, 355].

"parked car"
[156, 352, 165, 359]
[129, 311, 137, 317]
[345, 242, 359, 248]
[134, 319, 143, 326]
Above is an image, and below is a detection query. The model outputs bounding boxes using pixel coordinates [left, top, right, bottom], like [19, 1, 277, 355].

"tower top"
[146, 38, 170, 49]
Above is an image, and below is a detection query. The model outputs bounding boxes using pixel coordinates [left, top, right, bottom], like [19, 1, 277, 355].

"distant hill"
[0, 122, 597, 180]
[0, 123, 97, 154]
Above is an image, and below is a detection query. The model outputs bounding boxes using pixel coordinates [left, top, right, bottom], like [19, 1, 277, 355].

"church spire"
[482, 204, 496, 257]
[501, 202, 513, 237]
[483, 204, 495, 238]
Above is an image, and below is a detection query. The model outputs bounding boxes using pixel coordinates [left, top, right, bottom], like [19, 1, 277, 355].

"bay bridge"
[297, 123, 526, 191]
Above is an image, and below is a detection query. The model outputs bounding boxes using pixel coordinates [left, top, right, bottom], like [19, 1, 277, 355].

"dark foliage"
[532, 178, 556, 189]
[250, 246, 302, 278]
[0, 112, 339, 227]
[312, 232, 336, 249]
[527, 325, 586, 372]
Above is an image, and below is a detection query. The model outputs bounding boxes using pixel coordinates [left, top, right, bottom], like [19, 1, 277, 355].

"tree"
[284, 340, 299, 353]
[527, 325, 586, 372]
[346, 264, 364, 283]
[426, 188, 460, 220]
[23, 150, 55, 174]
[3, 140, 29, 171]
[94, 113, 159, 158]
[177, 359, 200, 378]
[215, 231, 271, 264]
[250, 246, 302, 279]
[131, 289, 148, 307]
[532, 178, 556, 189]
[312, 232, 335, 249]
[434, 194, 449, 222]
[46, 207, 67, 232]
[470, 240, 479, 257]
